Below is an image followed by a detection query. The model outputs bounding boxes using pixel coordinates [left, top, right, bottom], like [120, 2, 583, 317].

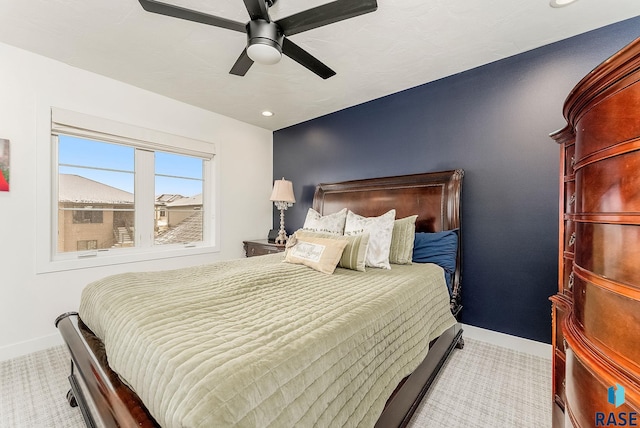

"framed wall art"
[0, 139, 9, 192]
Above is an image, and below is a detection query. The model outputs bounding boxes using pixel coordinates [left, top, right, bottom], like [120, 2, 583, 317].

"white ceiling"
[0, 0, 638, 130]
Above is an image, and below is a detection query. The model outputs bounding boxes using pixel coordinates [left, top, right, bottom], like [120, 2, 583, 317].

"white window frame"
[36, 107, 219, 273]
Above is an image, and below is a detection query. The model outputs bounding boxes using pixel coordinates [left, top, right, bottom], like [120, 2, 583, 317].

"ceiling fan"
[138, 0, 378, 79]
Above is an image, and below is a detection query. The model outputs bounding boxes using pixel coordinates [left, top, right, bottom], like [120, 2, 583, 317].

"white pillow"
[302, 208, 347, 235]
[344, 209, 396, 269]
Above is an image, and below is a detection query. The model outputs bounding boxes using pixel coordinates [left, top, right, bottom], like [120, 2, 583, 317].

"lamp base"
[275, 229, 287, 245]
[275, 207, 288, 244]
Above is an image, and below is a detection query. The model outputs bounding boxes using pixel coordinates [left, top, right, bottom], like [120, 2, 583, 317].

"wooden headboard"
[312, 169, 464, 315]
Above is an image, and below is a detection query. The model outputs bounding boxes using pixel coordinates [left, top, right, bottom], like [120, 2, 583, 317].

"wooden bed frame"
[56, 169, 464, 428]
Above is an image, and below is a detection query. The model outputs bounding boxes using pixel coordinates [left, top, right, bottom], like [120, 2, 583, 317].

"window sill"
[36, 244, 219, 274]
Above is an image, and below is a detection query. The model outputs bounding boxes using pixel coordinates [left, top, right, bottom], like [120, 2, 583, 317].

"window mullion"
[135, 149, 155, 248]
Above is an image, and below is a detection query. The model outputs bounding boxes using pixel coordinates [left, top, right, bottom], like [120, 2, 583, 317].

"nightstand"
[243, 239, 286, 257]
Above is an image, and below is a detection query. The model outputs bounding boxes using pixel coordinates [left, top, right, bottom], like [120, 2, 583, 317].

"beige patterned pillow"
[302, 208, 347, 235]
[344, 209, 396, 269]
[389, 215, 418, 264]
[284, 234, 349, 274]
[293, 230, 370, 272]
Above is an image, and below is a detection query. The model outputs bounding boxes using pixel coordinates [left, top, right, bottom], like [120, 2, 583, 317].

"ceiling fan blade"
[242, 0, 270, 22]
[276, 0, 377, 37]
[229, 49, 254, 76]
[138, 0, 246, 33]
[282, 38, 335, 79]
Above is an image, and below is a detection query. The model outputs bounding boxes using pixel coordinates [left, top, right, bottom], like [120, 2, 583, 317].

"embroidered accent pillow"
[389, 215, 418, 264]
[302, 208, 347, 235]
[284, 234, 349, 274]
[292, 229, 370, 272]
[344, 209, 396, 269]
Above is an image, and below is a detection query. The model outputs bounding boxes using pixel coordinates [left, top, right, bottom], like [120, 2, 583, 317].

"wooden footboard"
[56, 312, 462, 428]
[377, 324, 463, 428]
[55, 312, 158, 427]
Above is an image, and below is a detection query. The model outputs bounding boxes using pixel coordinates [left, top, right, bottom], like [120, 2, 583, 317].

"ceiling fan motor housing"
[246, 20, 284, 64]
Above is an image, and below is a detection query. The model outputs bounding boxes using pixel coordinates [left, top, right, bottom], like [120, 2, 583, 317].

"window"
[46, 108, 216, 269]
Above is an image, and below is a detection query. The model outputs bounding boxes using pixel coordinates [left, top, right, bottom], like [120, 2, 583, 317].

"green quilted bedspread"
[79, 254, 456, 427]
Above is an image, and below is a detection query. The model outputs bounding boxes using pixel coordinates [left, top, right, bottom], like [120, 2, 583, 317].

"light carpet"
[0, 338, 551, 427]
[407, 338, 551, 427]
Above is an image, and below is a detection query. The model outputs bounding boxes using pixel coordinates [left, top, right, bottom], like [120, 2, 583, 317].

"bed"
[56, 169, 465, 428]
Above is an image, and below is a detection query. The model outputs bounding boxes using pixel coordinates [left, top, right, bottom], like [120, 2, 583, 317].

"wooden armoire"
[550, 38, 640, 427]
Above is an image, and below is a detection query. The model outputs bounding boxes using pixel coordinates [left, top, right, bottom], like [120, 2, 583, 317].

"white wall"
[0, 42, 273, 360]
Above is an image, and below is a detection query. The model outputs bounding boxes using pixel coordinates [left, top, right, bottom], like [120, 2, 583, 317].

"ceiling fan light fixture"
[549, 0, 579, 7]
[246, 19, 284, 65]
[247, 40, 282, 65]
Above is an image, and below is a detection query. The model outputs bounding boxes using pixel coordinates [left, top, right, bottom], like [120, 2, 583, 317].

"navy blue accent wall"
[273, 18, 640, 343]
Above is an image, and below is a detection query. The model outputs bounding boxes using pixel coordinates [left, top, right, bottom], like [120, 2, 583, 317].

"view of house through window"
[154, 152, 204, 245]
[57, 135, 205, 254]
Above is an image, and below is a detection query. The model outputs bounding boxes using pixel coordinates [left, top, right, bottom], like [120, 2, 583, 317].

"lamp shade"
[270, 178, 295, 203]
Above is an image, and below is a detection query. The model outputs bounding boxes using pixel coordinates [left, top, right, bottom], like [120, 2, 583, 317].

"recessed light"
[550, 0, 578, 7]
[261, 111, 274, 117]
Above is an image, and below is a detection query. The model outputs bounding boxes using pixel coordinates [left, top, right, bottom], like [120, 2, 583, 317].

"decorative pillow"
[293, 229, 370, 272]
[344, 209, 396, 269]
[412, 229, 459, 292]
[284, 234, 349, 274]
[389, 215, 418, 265]
[302, 208, 347, 235]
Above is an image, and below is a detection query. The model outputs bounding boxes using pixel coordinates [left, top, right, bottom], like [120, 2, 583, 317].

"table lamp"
[270, 178, 295, 244]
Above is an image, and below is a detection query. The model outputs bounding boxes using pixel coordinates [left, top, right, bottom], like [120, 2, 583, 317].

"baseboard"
[460, 323, 552, 360]
[0, 333, 64, 362]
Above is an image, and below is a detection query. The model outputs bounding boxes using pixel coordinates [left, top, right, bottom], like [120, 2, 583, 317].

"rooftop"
[59, 174, 133, 204]
[155, 211, 203, 244]
[167, 194, 203, 207]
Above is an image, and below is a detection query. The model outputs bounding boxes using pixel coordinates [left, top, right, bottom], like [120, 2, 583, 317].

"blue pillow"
[412, 230, 458, 292]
